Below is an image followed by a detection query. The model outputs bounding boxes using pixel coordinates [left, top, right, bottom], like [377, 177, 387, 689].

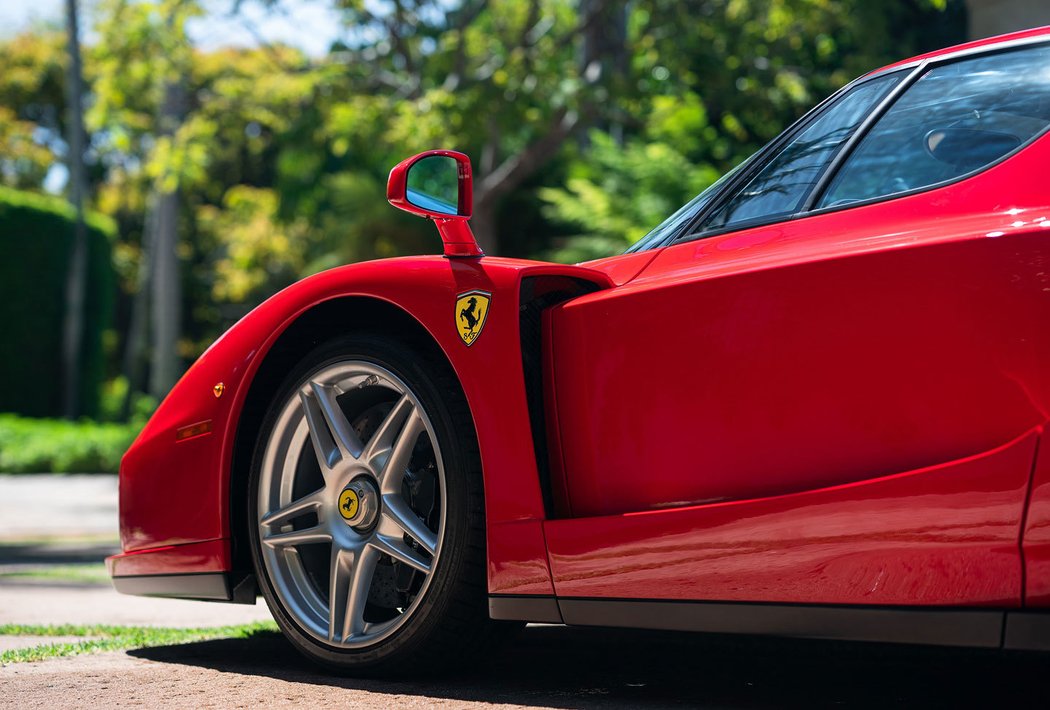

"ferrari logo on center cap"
[455, 290, 491, 347]
[338, 489, 360, 521]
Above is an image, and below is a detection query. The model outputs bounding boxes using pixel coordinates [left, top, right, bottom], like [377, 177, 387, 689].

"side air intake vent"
[519, 275, 602, 517]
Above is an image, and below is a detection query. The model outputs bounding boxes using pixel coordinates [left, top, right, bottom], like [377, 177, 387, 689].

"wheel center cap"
[338, 478, 378, 529]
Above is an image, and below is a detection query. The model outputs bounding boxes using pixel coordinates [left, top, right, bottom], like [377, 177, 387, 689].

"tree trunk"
[120, 198, 156, 420]
[580, 0, 627, 144]
[149, 80, 185, 399]
[150, 190, 180, 398]
[61, 0, 89, 419]
[470, 197, 499, 256]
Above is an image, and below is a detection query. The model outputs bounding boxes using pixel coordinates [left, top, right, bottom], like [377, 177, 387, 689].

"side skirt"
[489, 595, 563, 623]
[112, 572, 256, 604]
[1004, 611, 1050, 650]
[491, 596, 1042, 649]
[558, 599, 1004, 648]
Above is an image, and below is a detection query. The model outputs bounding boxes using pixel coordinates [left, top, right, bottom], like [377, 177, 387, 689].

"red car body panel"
[106, 539, 230, 577]
[1022, 430, 1050, 606]
[108, 256, 613, 598]
[109, 27, 1050, 642]
[546, 428, 1038, 605]
[549, 136, 1050, 520]
[543, 129, 1050, 607]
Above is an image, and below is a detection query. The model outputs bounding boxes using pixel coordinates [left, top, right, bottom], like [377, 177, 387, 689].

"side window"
[696, 73, 901, 233]
[625, 158, 752, 253]
[819, 44, 1050, 208]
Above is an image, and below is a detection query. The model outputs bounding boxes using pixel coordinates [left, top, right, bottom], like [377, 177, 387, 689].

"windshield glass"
[624, 158, 750, 253]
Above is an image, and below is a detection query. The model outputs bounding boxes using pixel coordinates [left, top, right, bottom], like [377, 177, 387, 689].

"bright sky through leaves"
[0, 0, 342, 57]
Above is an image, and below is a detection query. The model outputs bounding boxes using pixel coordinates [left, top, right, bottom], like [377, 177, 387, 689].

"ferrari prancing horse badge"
[455, 290, 491, 346]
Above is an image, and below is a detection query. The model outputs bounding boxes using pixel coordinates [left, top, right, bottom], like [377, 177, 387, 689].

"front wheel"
[247, 333, 501, 674]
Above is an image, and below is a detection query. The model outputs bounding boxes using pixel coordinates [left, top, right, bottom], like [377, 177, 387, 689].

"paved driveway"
[5, 623, 1050, 708]
[0, 474, 117, 540]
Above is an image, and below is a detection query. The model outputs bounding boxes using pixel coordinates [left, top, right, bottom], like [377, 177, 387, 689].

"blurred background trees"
[0, 0, 992, 464]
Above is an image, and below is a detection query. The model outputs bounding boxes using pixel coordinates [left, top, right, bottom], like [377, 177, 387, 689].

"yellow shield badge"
[455, 290, 491, 346]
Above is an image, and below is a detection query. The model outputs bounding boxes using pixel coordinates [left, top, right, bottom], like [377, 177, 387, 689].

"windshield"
[624, 158, 751, 253]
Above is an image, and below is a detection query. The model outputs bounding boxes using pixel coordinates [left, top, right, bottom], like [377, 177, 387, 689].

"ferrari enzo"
[109, 27, 1050, 672]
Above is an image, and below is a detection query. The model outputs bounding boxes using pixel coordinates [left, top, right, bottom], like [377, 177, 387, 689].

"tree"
[61, 0, 90, 418]
[0, 0, 967, 411]
[0, 32, 67, 190]
[541, 0, 965, 257]
[317, 0, 634, 254]
[90, 0, 203, 399]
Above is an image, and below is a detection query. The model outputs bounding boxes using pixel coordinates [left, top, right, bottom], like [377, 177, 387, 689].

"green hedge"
[0, 187, 116, 417]
[0, 414, 137, 473]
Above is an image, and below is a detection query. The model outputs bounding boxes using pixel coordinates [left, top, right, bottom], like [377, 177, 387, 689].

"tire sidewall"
[247, 333, 479, 672]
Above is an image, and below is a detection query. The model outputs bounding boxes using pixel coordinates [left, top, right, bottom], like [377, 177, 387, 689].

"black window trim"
[667, 67, 915, 243]
[674, 65, 919, 243]
[626, 76, 868, 250]
[655, 34, 1050, 250]
[802, 39, 1050, 219]
[800, 63, 925, 212]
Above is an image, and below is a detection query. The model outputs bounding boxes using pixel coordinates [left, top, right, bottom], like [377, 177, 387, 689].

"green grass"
[0, 563, 111, 585]
[0, 621, 279, 664]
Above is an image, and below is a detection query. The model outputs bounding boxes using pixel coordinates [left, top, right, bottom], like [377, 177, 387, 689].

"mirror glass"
[406, 155, 459, 215]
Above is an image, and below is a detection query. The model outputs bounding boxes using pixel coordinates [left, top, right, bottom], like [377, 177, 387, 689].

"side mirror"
[387, 150, 482, 258]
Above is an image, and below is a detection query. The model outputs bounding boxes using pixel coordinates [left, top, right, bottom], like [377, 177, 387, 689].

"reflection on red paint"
[547, 430, 1037, 606]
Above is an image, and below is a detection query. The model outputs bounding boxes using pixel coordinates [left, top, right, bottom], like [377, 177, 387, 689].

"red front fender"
[108, 255, 612, 597]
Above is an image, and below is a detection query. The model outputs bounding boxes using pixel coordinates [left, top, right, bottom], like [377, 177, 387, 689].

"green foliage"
[0, 0, 967, 408]
[0, 187, 116, 418]
[97, 376, 158, 424]
[0, 414, 138, 473]
[0, 621, 279, 664]
[0, 32, 67, 190]
[540, 132, 720, 260]
[542, 0, 965, 260]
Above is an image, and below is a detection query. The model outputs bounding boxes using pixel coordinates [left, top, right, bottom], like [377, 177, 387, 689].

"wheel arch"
[110, 255, 614, 600]
[228, 295, 465, 576]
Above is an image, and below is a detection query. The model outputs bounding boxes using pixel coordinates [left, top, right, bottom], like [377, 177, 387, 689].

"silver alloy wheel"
[256, 360, 445, 648]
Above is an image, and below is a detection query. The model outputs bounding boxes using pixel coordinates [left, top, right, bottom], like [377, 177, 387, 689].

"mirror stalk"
[434, 218, 484, 257]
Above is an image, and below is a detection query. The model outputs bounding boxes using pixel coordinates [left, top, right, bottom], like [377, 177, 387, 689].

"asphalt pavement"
[5, 623, 1050, 708]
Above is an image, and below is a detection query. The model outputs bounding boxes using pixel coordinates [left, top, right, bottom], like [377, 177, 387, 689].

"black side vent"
[519, 275, 602, 517]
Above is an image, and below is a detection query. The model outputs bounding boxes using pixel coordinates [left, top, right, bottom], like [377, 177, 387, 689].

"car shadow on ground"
[131, 623, 1050, 708]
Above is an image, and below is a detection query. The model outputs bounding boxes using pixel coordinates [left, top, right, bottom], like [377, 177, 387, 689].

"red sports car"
[108, 27, 1050, 672]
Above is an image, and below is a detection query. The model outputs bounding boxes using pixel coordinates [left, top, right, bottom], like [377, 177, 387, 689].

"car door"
[543, 42, 1050, 608]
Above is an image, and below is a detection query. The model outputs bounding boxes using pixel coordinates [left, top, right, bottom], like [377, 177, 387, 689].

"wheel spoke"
[260, 489, 325, 529]
[343, 544, 379, 640]
[362, 395, 414, 467]
[300, 382, 363, 471]
[371, 533, 431, 574]
[377, 409, 425, 494]
[381, 494, 438, 556]
[262, 523, 331, 549]
[329, 544, 379, 642]
[328, 547, 351, 643]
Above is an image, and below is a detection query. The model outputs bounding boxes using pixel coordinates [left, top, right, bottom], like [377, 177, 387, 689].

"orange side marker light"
[175, 420, 213, 442]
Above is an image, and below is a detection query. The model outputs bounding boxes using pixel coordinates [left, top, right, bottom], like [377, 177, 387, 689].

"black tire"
[247, 332, 512, 675]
